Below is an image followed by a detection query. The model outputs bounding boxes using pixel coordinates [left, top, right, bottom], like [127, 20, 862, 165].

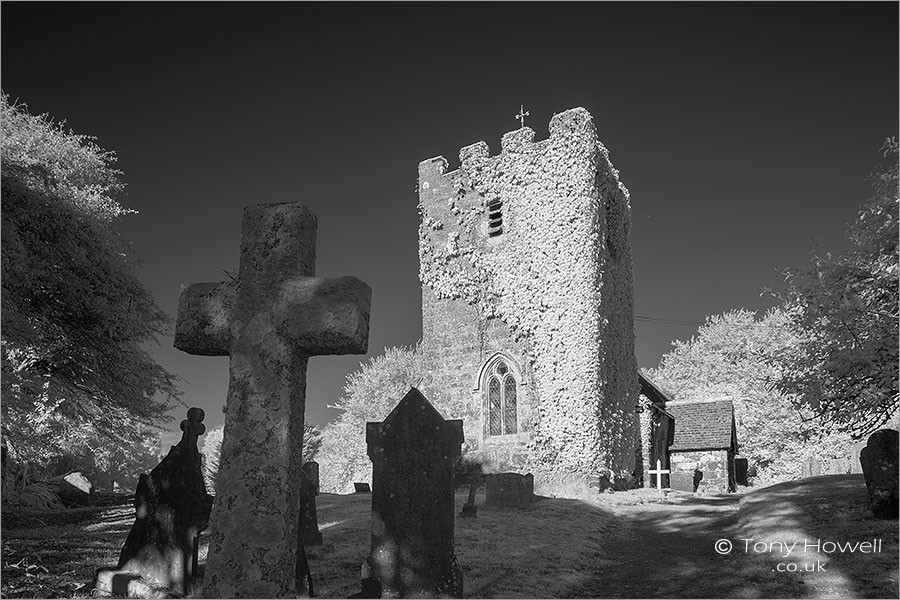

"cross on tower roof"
[515, 105, 529, 128]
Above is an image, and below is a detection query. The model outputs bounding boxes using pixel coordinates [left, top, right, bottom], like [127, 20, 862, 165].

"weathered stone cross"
[648, 458, 670, 491]
[174, 202, 371, 598]
[515, 104, 530, 128]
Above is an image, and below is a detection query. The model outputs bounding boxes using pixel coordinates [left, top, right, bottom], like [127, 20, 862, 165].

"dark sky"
[2, 2, 897, 437]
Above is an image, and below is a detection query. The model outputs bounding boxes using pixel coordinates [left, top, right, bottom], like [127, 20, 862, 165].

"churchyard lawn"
[1, 475, 896, 598]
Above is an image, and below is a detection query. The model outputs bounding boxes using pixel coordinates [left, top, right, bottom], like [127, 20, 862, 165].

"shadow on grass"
[2, 478, 895, 599]
[736, 475, 898, 599]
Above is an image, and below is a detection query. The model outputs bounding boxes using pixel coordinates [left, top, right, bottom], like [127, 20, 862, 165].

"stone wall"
[670, 450, 733, 493]
[417, 107, 639, 479]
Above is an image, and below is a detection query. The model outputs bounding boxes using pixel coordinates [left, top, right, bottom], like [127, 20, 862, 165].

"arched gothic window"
[484, 358, 518, 436]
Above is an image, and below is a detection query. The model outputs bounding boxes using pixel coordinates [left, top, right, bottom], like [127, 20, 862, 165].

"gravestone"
[174, 202, 372, 598]
[460, 482, 478, 518]
[734, 458, 749, 486]
[94, 408, 213, 597]
[302, 461, 320, 495]
[669, 470, 694, 493]
[299, 470, 323, 546]
[859, 429, 899, 520]
[360, 388, 464, 598]
[485, 473, 534, 506]
[58, 472, 92, 506]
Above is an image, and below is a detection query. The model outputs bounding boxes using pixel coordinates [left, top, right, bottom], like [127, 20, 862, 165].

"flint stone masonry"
[859, 429, 899, 520]
[94, 408, 213, 596]
[417, 107, 639, 479]
[174, 202, 371, 598]
[362, 388, 464, 598]
[485, 472, 534, 506]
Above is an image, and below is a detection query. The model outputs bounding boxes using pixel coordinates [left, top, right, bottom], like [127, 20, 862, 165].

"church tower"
[417, 107, 639, 480]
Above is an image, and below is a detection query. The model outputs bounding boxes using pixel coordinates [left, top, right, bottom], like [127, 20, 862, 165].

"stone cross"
[361, 388, 464, 598]
[174, 202, 371, 598]
[648, 458, 670, 490]
[515, 104, 530, 128]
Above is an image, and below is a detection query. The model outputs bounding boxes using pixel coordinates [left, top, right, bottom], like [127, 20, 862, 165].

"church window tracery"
[484, 357, 519, 436]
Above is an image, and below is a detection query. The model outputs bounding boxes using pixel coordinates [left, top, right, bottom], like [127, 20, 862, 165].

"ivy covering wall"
[417, 107, 640, 479]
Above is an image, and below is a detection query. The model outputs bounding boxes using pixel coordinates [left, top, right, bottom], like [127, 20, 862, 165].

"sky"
[2, 2, 897, 441]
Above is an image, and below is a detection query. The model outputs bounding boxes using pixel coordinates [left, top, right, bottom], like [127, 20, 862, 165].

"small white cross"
[648, 458, 670, 490]
[515, 105, 529, 128]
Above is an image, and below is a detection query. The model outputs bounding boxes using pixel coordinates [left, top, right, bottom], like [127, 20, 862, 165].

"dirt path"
[575, 492, 748, 598]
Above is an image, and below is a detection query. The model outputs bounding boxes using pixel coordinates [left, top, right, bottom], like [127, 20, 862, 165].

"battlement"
[418, 107, 597, 178]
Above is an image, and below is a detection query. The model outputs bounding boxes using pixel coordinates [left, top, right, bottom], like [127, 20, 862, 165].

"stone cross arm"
[175, 275, 372, 356]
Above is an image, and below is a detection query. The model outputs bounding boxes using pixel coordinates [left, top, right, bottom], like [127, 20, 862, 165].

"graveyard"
[2, 3, 898, 599]
[2, 471, 898, 598]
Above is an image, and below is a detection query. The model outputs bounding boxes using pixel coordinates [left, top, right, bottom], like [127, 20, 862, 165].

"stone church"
[417, 107, 640, 480]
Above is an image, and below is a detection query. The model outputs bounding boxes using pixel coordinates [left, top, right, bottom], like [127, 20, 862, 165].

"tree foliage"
[1, 93, 179, 472]
[770, 138, 899, 436]
[649, 308, 854, 485]
[318, 345, 460, 493]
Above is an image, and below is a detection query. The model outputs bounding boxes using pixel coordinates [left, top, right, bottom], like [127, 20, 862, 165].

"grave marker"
[299, 470, 323, 546]
[302, 461, 320, 495]
[859, 429, 899, 520]
[648, 459, 670, 490]
[94, 408, 213, 596]
[361, 388, 464, 598]
[175, 202, 371, 597]
[485, 473, 534, 506]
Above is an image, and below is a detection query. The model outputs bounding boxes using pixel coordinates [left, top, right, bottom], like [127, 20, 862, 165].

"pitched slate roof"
[638, 371, 676, 419]
[666, 399, 737, 452]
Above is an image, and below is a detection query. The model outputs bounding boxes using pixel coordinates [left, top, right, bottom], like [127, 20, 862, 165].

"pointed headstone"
[360, 388, 464, 598]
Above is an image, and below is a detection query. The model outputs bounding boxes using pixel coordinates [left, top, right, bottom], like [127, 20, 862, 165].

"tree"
[649, 308, 854, 485]
[1, 93, 179, 475]
[318, 345, 459, 493]
[770, 138, 899, 436]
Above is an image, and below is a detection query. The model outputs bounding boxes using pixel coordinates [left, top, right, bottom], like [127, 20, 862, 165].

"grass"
[1, 476, 896, 598]
[734, 475, 898, 598]
[309, 489, 620, 598]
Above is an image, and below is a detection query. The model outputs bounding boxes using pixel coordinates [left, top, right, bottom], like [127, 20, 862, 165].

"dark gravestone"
[360, 388, 464, 598]
[692, 469, 704, 492]
[354, 482, 371, 493]
[485, 473, 534, 506]
[94, 408, 214, 596]
[859, 429, 899, 520]
[734, 458, 749, 486]
[299, 469, 323, 546]
[302, 461, 320, 495]
[670, 470, 694, 493]
[460, 483, 478, 518]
